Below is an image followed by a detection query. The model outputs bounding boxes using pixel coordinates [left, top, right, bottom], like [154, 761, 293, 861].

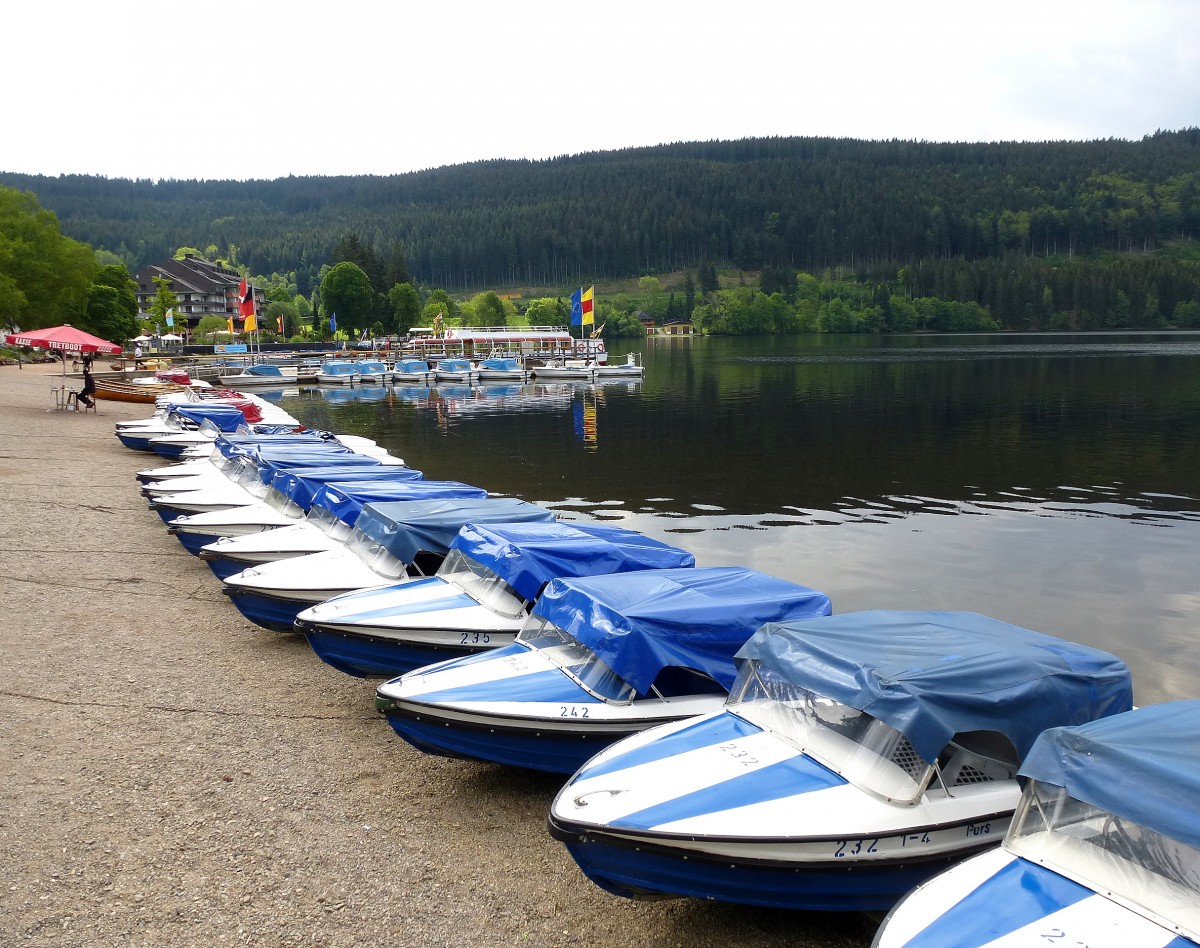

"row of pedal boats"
[115, 394, 1200, 947]
[217, 355, 644, 388]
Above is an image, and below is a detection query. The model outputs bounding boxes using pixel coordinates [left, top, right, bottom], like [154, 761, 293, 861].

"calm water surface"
[262, 333, 1200, 706]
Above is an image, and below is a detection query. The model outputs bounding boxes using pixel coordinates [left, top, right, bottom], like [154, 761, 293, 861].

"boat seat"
[938, 730, 1019, 786]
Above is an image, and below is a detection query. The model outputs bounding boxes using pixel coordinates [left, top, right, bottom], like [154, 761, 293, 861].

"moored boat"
[873, 700, 1200, 948]
[392, 358, 431, 384]
[548, 610, 1133, 911]
[475, 357, 528, 382]
[317, 361, 359, 384]
[216, 363, 297, 387]
[296, 520, 697, 678]
[433, 358, 479, 383]
[373, 566, 832, 774]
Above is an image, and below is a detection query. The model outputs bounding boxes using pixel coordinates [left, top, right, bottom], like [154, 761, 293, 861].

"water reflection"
[264, 335, 1200, 705]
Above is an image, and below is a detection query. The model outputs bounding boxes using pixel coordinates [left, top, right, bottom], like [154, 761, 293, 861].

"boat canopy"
[246, 364, 285, 377]
[532, 567, 832, 695]
[212, 432, 335, 458]
[436, 359, 472, 372]
[355, 360, 387, 371]
[321, 362, 358, 375]
[351, 497, 556, 563]
[1019, 700, 1200, 851]
[270, 466, 424, 510]
[739, 610, 1133, 763]
[315, 482, 490, 532]
[395, 359, 429, 373]
[251, 451, 381, 484]
[170, 404, 251, 432]
[451, 521, 696, 603]
[478, 358, 521, 371]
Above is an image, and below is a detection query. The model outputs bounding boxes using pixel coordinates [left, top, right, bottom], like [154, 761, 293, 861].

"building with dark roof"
[132, 254, 265, 331]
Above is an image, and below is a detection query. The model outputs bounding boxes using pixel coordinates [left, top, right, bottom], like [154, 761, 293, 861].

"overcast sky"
[5, 0, 1197, 182]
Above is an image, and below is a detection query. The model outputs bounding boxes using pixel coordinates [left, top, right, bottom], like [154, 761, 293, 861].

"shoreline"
[0, 362, 872, 947]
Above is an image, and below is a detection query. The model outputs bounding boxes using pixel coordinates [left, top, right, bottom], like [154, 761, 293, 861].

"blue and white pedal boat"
[202, 495, 551, 585]
[873, 700, 1200, 948]
[116, 403, 251, 453]
[317, 361, 359, 384]
[392, 359, 432, 384]
[220, 485, 498, 631]
[296, 520, 696, 678]
[354, 360, 389, 383]
[475, 357, 528, 382]
[433, 359, 479, 383]
[173, 470, 425, 558]
[549, 610, 1133, 912]
[374, 566, 832, 774]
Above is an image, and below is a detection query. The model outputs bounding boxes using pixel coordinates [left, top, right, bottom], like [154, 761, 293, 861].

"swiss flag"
[238, 278, 255, 318]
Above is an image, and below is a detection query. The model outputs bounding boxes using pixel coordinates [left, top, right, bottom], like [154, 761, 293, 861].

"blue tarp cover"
[270, 466, 424, 509]
[315, 482, 490, 533]
[395, 359, 429, 373]
[436, 359, 472, 371]
[1019, 700, 1200, 851]
[172, 404, 250, 432]
[479, 358, 521, 371]
[351, 497, 555, 563]
[738, 610, 1133, 763]
[322, 362, 358, 375]
[356, 361, 387, 371]
[252, 450, 382, 484]
[246, 364, 285, 377]
[532, 567, 832, 695]
[453, 521, 695, 603]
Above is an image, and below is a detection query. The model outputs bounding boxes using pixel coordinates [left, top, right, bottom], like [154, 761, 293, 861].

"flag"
[329, 312, 337, 333]
[243, 311, 257, 333]
[238, 278, 255, 318]
[582, 286, 595, 327]
[226, 316, 234, 334]
[569, 288, 583, 326]
[277, 313, 285, 335]
[165, 309, 174, 328]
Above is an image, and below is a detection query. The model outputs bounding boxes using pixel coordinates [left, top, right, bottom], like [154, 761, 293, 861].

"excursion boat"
[317, 361, 359, 384]
[475, 357, 528, 382]
[548, 610, 1133, 912]
[873, 700, 1200, 948]
[220, 484, 497, 631]
[433, 358, 479, 383]
[354, 360, 390, 383]
[203, 495, 553, 586]
[392, 359, 431, 384]
[296, 520, 697, 678]
[216, 364, 297, 387]
[169, 468, 426, 559]
[374, 566, 832, 775]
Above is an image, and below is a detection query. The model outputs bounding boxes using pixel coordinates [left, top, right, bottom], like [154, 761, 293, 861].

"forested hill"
[3, 131, 1199, 296]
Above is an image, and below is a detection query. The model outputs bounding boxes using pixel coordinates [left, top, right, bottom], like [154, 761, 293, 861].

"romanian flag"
[581, 286, 595, 326]
[569, 288, 583, 326]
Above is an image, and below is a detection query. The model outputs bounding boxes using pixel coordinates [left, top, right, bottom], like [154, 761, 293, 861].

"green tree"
[388, 282, 421, 335]
[464, 290, 506, 327]
[320, 262, 375, 331]
[147, 275, 178, 328]
[81, 264, 139, 342]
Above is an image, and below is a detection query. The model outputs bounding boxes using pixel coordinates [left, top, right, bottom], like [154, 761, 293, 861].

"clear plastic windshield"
[727, 660, 935, 805]
[346, 528, 409, 580]
[230, 457, 270, 500]
[436, 549, 528, 618]
[517, 615, 635, 704]
[305, 506, 356, 542]
[1007, 780, 1200, 940]
[263, 485, 304, 518]
[212, 452, 240, 477]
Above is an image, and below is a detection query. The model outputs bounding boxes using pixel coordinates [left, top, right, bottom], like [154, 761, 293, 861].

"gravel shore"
[0, 363, 876, 948]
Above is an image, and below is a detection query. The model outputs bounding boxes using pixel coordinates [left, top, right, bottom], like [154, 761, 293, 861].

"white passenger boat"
[296, 520, 697, 678]
[549, 610, 1133, 911]
[216, 364, 298, 387]
[374, 566, 832, 774]
[531, 360, 597, 381]
[873, 700, 1200, 948]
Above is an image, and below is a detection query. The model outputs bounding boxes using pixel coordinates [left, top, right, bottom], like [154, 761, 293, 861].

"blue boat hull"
[117, 432, 157, 452]
[301, 627, 483, 678]
[548, 821, 979, 911]
[222, 588, 311, 632]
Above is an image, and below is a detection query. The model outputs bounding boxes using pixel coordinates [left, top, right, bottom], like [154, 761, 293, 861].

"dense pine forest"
[4, 130, 1200, 334]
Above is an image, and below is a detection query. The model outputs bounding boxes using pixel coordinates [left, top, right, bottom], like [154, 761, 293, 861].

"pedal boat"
[201, 495, 552, 584]
[374, 566, 832, 775]
[220, 486, 515, 632]
[548, 610, 1133, 912]
[433, 358, 479, 383]
[296, 520, 696, 678]
[475, 357, 529, 382]
[392, 359, 432, 384]
[873, 700, 1200, 948]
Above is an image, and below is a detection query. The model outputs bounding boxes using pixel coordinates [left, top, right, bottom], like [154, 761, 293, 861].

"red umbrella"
[4, 324, 123, 375]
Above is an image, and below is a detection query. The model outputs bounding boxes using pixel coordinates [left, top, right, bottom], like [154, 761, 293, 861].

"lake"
[260, 332, 1200, 707]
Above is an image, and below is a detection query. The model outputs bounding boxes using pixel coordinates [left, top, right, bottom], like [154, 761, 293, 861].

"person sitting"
[74, 368, 96, 410]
